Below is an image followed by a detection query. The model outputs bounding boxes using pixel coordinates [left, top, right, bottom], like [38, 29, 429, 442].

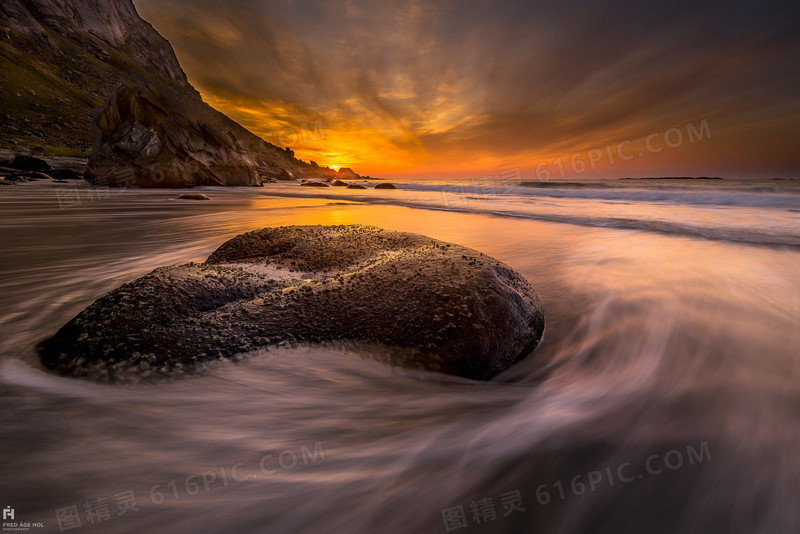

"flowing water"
[1, 178, 798, 533]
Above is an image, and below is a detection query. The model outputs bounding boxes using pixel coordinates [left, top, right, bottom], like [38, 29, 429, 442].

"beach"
[1, 179, 799, 533]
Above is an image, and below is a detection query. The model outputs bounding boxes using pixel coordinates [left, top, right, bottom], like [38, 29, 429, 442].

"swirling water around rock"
[0, 186, 798, 533]
[39, 225, 545, 381]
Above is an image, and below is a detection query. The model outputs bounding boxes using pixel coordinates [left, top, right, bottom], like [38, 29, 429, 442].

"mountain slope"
[0, 0, 345, 185]
[0, 0, 193, 154]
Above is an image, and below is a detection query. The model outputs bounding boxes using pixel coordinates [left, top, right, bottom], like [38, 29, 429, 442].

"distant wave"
[405, 204, 800, 247]
[519, 181, 615, 188]
[396, 182, 800, 210]
[617, 176, 723, 180]
[259, 189, 800, 248]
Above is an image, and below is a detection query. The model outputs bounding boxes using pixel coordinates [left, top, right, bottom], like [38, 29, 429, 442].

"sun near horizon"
[136, 0, 800, 181]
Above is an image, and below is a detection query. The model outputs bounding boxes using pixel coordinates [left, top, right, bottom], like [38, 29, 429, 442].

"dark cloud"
[135, 0, 800, 177]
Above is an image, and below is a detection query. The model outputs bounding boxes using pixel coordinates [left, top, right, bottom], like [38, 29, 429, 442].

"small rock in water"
[177, 193, 212, 200]
[374, 183, 397, 189]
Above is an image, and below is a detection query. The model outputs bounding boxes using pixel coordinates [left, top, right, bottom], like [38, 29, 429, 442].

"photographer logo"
[3, 507, 45, 532]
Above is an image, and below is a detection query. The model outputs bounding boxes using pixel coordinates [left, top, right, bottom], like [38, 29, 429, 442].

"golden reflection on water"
[242, 194, 528, 247]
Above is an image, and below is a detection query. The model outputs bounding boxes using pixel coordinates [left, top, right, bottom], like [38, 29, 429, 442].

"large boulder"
[4, 154, 51, 171]
[263, 169, 295, 181]
[39, 225, 545, 382]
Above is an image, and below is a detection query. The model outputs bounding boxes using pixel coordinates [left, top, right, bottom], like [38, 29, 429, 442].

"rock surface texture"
[40, 225, 545, 382]
[0, 0, 190, 152]
[86, 85, 266, 187]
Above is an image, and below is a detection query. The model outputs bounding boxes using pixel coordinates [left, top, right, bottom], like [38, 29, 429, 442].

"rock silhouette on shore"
[3, 154, 50, 172]
[0, 154, 84, 184]
[39, 225, 545, 382]
[336, 168, 359, 180]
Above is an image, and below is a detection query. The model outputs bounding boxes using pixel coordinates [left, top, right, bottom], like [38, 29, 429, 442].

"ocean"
[1, 177, 798, 533]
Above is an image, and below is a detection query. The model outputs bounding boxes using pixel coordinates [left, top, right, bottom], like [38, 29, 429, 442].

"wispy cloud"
[135, 0, 800, 178]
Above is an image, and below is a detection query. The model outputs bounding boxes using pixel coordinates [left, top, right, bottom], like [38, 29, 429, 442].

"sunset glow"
[3, 1, 800, 530]
[137, 0, 800, 179]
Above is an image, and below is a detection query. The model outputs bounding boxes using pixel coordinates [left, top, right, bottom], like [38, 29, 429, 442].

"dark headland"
[0, 0, 376, 187]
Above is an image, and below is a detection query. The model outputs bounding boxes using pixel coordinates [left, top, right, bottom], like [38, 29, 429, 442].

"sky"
[135, 0, 800, 179]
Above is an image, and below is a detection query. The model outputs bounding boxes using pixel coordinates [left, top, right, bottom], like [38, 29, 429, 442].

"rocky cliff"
[0, 0, 192, 153]
[1, 0, 355, 186]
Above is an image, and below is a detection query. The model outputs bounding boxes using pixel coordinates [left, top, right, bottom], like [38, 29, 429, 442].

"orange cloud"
[137, 0, 800, 179]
